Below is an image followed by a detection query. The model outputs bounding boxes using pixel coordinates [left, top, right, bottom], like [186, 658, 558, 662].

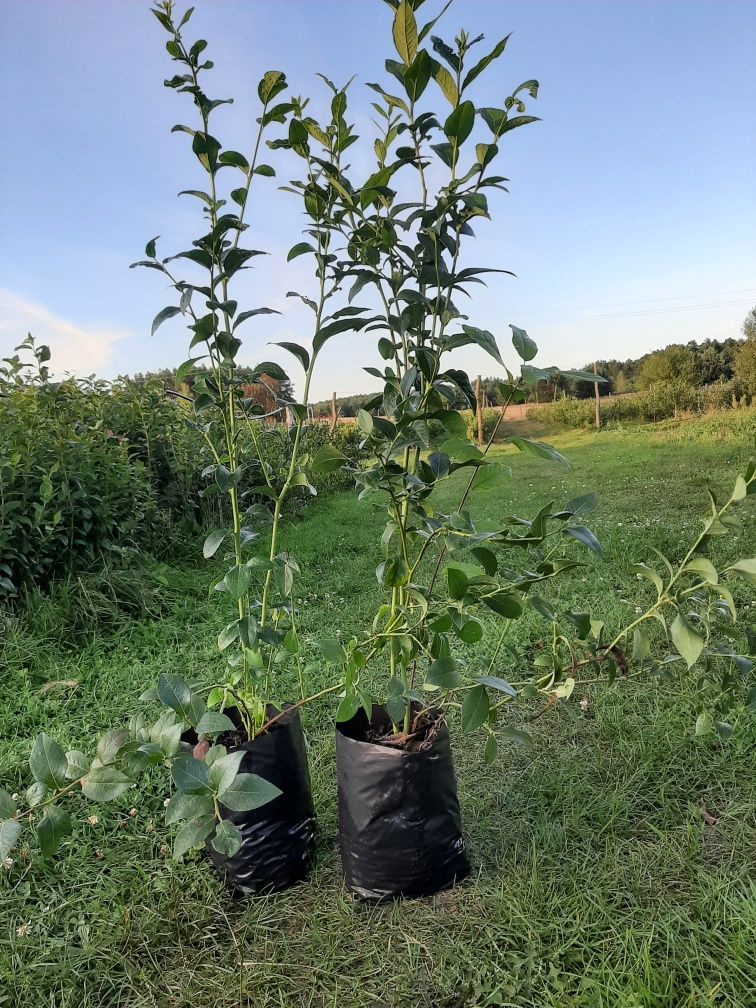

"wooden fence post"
[475, 375, 483, 446]
[330, 392, 337, 436]
[593, 362, 601, 430]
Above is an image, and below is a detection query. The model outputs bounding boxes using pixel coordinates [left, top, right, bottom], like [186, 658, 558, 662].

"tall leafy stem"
[134, 1, 330, 736]
[284, 0, 755, 749]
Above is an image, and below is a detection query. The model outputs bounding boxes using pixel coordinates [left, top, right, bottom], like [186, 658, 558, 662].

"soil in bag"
[336, 704, 470, 903]
[187, 704, 315, 895]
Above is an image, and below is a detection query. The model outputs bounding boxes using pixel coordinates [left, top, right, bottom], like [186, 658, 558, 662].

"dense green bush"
[0, 380, 165, 597]
[538, 379, 753, 429]
[663, 405, 756, 443]
[303, 423, 366, 495]
[463, 407, 502, 443]
[241, 420, 367, 504]
[1, 359, 365, 598]
[97, 377, 208, 520]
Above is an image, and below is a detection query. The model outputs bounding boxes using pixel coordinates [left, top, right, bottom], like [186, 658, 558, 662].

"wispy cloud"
[0, 288, 128, 375]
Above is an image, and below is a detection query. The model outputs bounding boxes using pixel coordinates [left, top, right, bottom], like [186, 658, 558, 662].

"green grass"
[1, 420, 755, 1008]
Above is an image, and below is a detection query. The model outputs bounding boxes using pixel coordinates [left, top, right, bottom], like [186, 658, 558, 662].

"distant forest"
[311, 308, 756, 415]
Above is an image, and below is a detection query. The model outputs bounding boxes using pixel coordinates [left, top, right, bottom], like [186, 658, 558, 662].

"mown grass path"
[1, 423, 754, 1007]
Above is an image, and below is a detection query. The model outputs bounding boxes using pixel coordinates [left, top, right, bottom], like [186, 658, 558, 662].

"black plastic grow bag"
[196, 705, 315, 895]
[336, 705, 470, 902]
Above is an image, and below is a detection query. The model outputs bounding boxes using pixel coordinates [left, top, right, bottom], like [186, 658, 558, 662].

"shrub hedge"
[0, 373, 365, 598]
[536, 379, 753, 429]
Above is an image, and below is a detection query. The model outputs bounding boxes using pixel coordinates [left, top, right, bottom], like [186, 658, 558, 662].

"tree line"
[130, 308, 756, 415]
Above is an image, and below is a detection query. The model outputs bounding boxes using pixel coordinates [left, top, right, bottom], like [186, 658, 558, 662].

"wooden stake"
[593, 362, 601, 430]
[330, 391, 337, 436]
[475, 374, 483, 446]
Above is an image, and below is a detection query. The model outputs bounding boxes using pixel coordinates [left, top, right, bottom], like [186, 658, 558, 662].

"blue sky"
[2, 0, 755, 401]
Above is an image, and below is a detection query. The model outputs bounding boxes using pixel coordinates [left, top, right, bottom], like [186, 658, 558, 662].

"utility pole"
[475, 375, 483, 446]
[593, 362, 601, 430]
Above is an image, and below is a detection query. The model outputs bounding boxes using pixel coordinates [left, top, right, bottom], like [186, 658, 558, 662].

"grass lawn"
[1, 418, 754, 1008]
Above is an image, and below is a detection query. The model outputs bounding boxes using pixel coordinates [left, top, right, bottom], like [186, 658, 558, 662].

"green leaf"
[318, 638, 347, 664]
[510, 324, 537, 361]
[164, 792, 214, 826]
[392, 0, 418, 65]
[670, 613, 704, 669]
[29, 734, 68, 789]
[499, 725, 532, 747]
[151, 306, 180, 337]
[462, 34, 512, 91]
[0, 818, 22, 861]
[356, 408, 374, 435]
[97, 728, 129, 765]
[714, 720, 734, 739]
[191, 130, 221, 171]
[732, 475, 747, 500]
[458, 617, 484, 644]
[0, 789, 16, 819]
[430, 58, 458, 105]
[25, 782, 47, 807]
[175, 357, 202, 383]
[461, 685, 489, 733]
[287, 241, 315, 262]
[471, 546, 497, 576]
[695, 711, 713, 737]
[425, 656, 461, 690]
[157, 674, 197, 722]
[444, 100, 475, 144]
[219, 150, 249, 170]
[460, 325, 504, 366]
[173, 815, 216, 858]
[728, 558, 756, 585]
[480, 110, 539, 135]
[559, 367, 608, 384]
[223, 564, 251, 601]
[378, 556, 410, 588]
[313, 317, 369, 355]
[233, 308, 280, 331]
[481, 592, 522, 619]
[632, 627, 650, 663]
[195, 712, 235, 737]
[563, 525, 601, 555]
[211, 819, 243, 857]
[252, 361, 288, 382]
[468, 463, 501, 492]
[258, 70, 286, 104]
[483, 733, 497, 764]
[311, 443, 347, 474]
[171, 755, 212, 795]
[81, 766, 132, 802]
[274, 341, 310, 371]
[219, 773, 282, 812]
[473, 675, 517, 697]
[403, 49, 432, 101]
[508, 437, 570, 468]
[447, 565, 469, 600]
[208, 750, 245, 796]
[713, 583, 737, 620]
[218, 621, 239, 651]
[683, 556, 718, 584]
[558, 493, 596, 518]
[336, 692, 361, 723]
[203, 530, 226, 559]
[36, 806, 71, 857]
[633, 563, 663, 597]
